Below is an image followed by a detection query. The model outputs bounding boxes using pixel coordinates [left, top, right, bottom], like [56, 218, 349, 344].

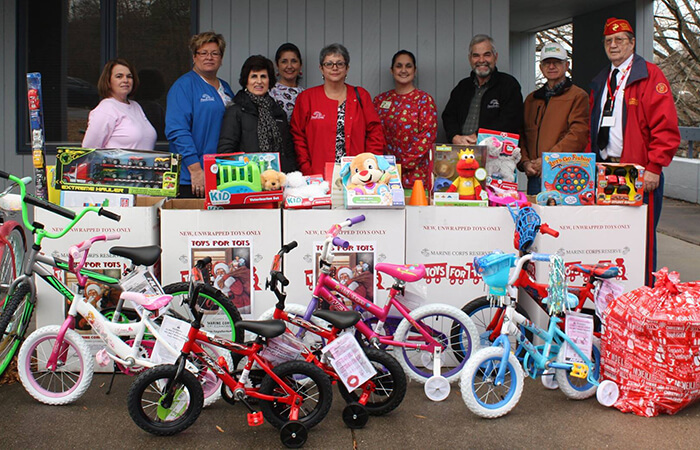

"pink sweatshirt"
[82, 98, 157, 149]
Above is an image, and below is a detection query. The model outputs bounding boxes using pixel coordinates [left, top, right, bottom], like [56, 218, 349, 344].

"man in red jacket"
[589, 18, 680, 287]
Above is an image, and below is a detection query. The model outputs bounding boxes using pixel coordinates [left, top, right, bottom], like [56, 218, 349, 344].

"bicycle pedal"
[570, 362, 589, 379]
[247, 411, 264, 426]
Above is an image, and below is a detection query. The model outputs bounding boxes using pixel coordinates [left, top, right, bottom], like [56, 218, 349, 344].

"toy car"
[128, 156, 146, 167]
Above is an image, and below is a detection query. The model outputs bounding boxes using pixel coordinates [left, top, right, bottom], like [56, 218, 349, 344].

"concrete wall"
[665, 158, 700, 204]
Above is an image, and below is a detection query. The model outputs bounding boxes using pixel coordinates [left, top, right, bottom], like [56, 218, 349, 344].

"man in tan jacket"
[520, 42, 589, 194]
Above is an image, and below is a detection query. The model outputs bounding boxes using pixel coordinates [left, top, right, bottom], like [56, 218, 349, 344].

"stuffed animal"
[260, 169, 286, 191]
[480, 136, 521, 183]
[340, 153, 394, 195]
[283, 171, 330, 199]
[446, 148, 486, 200]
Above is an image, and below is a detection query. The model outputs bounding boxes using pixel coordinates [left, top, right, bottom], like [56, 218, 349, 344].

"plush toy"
[260, 169, 286, 191]
[480, 136, 521, 183]
[340, 153, 394, 195]
[446, 148, 487, 200]
[283, 171, 329, 199]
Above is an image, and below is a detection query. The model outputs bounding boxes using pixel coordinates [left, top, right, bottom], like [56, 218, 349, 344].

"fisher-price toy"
[339, 153, 404, 208]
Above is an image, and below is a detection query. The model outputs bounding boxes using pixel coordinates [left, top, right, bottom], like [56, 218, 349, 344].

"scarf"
[247, 91, 282, 152]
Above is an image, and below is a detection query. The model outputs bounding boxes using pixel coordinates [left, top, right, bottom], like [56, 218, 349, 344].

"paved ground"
[1, 197, 699, 449]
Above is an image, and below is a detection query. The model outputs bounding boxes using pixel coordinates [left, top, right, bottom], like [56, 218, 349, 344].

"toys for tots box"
[601, 268, 700, 417]
[204, 152, 283, 209]
[596, 163, 645, 206]
[55, 147, 180, 197]
[541, 152, 596, 206]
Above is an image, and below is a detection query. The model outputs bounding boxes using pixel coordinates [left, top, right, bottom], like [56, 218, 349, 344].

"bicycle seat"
[571, 263, 619, 279]
[313, 310, 361, 329]
[375, 263, 425, 282]
[109, 245, 162, 267]
[235, 320, 287, 339]
[120, 291, 173, 311]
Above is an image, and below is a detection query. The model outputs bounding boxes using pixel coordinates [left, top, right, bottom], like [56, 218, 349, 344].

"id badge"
[601, 116, 615, 127]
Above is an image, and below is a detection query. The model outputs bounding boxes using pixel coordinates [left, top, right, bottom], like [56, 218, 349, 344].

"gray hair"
[319, 43, 350, 66]
[468, 34, 497, 55]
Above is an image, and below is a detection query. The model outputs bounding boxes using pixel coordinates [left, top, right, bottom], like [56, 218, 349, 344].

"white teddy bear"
[283, 171, 330, 199]
[480, 136, 522, 183]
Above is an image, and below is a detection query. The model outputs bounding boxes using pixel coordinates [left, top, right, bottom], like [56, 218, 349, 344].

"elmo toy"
[446, 148, 486, 200]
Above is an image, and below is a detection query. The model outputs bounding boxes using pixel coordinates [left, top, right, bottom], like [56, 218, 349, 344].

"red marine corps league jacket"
[588, 54, 680, 175]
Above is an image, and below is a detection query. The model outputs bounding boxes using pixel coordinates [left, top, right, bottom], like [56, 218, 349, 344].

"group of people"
[80, 17, 678, 287]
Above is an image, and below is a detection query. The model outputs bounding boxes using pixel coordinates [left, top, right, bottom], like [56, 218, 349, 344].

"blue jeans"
[643, 173, 664, 287]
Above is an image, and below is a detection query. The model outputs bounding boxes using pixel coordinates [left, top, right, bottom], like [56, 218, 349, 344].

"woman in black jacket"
[217, 55, 298, 172]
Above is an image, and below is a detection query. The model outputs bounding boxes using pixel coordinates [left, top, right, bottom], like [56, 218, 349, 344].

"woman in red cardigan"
[290, 43, 386, 175]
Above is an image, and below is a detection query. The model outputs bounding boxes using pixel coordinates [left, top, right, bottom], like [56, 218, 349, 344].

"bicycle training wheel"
[259, 360, 333, 430]
[393, 303, 478, 383]
[17, 325, 94, 405]
[127, 364, 204, 436]
[460, 346, 524, 419]
[0, 282, 33, 377]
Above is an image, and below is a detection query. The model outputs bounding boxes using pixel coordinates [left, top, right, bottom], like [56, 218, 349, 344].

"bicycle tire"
[18, 325, 93, 405]
[0, 225, 25, 303]
[393, 303, 478, 384]
[337, 346, 407, 416]
[555, 337, 601, 400]
[460, 346, 524, 419]
[0, 282, 33, 378]
[459, 296, 533, 359]
[127, 364, 204, 436]
[259, 360, 333, 430]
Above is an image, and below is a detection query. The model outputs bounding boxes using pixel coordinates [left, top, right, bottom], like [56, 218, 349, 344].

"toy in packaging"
[432, 144, 488, 206]
[595, 163, 645, 206]
[55, 147, 180, 197]
[283, 171, 331, 209]
[477, 128, 521, 183]
[204, 152, 284, 209]
[540, 152, 596, 206]
[339, 153, 405, 208]
[601, 268, 700, 417]
[60, 191, 134, 207]
[485, 178, 527, 206]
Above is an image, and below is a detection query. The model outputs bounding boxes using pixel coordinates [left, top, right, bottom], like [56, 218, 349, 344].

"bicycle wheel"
[337, 347, 407, 416]
[393, 303, 478, 384]
[460, 346, 524, 419]
[0, 225, 25, 303]
[459, 296, 533, 360]
[127, 364, 204, 436]
[259, 360, 333, 430]
[0, 282, 33, 377]
[17, 325, 93, 405]
[555, 337, 601, 400]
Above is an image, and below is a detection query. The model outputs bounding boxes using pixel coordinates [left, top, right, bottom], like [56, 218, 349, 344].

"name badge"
[380, 100, 391, 109]
[601, 116, 615, 127]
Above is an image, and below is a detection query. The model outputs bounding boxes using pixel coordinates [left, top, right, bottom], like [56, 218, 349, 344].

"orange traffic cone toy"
[408, 179, 429, 206]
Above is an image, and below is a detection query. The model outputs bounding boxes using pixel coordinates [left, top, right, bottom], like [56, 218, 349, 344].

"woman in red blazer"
[290, 43, 385, 175]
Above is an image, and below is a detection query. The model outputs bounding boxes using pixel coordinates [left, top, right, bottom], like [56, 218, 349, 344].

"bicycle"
[459, 250, 619, 419]
[16, 234, 236, 406]
[0, 170, 244, 378]
[266, 214, 478, 401]
[261, 240, 407, 428]
[127, 279, 333, 448]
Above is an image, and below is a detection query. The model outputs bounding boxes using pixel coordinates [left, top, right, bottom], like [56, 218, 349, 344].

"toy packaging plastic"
[60, 191, 134, 207]
[203, 152, 284, 209]
[477, 128, 521, 183]
[596, 163, 645, 206]
[601, 268, 700, 417]
[55, 147, 180, 197]
[485, 178, 527, 207]
[339, 153, 405, 208]
[540, 152, 596, 206]
[432, 144, 488, 206]
[283, 172, 331, 209]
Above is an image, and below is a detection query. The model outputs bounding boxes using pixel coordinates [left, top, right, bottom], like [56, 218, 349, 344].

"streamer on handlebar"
[543, 255, 577, 315]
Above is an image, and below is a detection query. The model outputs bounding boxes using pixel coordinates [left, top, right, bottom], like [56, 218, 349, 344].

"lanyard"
[605, 64, 631, 110]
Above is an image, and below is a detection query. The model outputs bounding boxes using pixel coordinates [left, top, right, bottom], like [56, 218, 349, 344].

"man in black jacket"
[442, 34, 523, 145]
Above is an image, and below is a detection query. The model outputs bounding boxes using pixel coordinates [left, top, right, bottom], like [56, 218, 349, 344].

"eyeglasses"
[322, 61, 347, 69]
[196, 50, 222, 58]
[603, 37, 630, 47]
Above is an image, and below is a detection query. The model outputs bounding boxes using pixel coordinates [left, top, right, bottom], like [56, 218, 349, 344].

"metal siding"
[435, 0, 454, 127]
[305, 0, 325, 88]
[453, 0, 473, 87]
[361, 0, 381, 93]
[287, 0, 307, 87]
[229, 0, 251, 89]
[416, 0, 436, 108]
[398, 0, 418, 53]
[342, 0, 363, 88]
[379, 0, 400, 95]
[324, 0, 344, 45]
[472, 1, 491, 36]
[269, 0, 288, 59]
[491, 0, 509, 71]
[250, 0, 270, 56]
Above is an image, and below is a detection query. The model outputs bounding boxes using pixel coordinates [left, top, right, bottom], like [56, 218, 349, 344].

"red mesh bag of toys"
[601, 268, 700, 417]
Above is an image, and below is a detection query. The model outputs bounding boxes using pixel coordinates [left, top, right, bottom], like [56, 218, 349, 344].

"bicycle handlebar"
[25, 193, 77, 220]
[332, 236, 349, 249]
[68, 234, 122, 286]
[539, 223, 559, 238]
[99, 207, 121, 222]
[347, 215, 365, 226]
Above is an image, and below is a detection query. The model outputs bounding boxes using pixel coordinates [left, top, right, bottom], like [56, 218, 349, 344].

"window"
[17, 0, 195, 153]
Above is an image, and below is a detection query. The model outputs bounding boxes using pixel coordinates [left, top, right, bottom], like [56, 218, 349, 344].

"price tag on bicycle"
[321, 332, 376, 392]
[151, 315, 191, 364]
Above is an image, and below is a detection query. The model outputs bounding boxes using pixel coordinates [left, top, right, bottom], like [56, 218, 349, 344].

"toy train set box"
[540, 152, 596, 206]
[55, 147, 180, 197]
[595, 163, 645, 206]
[203, 152, 284, 209]
[338, 153, 405, 208]
[432, 144, 488, 206]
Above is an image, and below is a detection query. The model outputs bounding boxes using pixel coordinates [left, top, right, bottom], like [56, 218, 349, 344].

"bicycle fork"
[46, 315, 77, 371]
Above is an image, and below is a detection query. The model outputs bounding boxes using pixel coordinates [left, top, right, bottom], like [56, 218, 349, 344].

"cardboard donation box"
[596, 163, 645, 206]
[55, 147, 180, 197]
[432, 144, 488, 206]
[203, 152, 283, 209]
[601, 268, 700, 417]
